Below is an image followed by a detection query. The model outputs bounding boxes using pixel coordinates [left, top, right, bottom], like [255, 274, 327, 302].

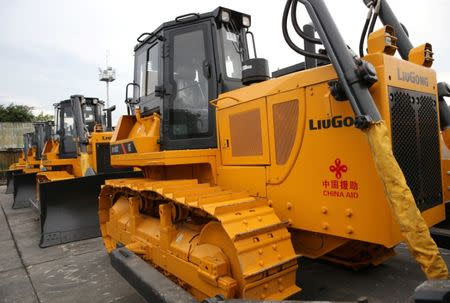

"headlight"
[242, 15, 251, 27]
[384, 35, 393, 46]
[220, 10, 230, 23]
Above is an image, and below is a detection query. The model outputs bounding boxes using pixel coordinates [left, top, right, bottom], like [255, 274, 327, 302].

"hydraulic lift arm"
[71, 95, 92, 175]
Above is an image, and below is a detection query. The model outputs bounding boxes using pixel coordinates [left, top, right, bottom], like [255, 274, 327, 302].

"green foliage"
[0, 103, 53, 123]
[0, 103, 34, 122]
[33, 111, 54, 122]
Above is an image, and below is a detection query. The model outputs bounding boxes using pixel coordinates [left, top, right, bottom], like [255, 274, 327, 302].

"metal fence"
[0, 122, 34, 150]
[0, 149, 21, 185]
[0, 122, 33, 185]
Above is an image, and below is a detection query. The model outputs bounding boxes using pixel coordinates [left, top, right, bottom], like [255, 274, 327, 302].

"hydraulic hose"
[367, 0, 381, 36]
[282, 0, 328, 60]
[359, 9, 373, 57]
[291, 0, 322, 45]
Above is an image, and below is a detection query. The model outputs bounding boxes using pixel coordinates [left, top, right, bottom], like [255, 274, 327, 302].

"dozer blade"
[430, 203, 450, 250]
[5, 169, 23, 194]
[39, 171, 142, 248]
[12, 172, 37, 209]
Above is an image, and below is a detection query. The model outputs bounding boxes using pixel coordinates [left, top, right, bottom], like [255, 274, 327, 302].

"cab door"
[161, 20, 218, 150]
[58, 102, 77, 159]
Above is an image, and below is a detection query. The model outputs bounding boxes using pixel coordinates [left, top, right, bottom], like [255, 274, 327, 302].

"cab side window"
[135, 51, 147, 97]
[146, 44, 159, 95]
[135, 43, 160, 98]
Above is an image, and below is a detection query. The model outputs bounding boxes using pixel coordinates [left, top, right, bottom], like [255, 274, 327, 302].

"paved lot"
[294, 244, 450, 302]
[0, 186, 145, 303]
[0, 185, 449, 303]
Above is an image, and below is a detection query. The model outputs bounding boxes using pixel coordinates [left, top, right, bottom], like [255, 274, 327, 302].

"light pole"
[98, 53, 116, 108]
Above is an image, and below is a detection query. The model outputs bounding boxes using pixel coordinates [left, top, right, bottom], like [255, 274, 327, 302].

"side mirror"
[104, 105, 116, 113]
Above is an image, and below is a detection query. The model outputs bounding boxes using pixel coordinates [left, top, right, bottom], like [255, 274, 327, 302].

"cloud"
[0, 0, 449, 124]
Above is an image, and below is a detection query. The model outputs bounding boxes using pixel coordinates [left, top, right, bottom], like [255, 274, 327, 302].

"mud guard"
[39, 171, 142, 248]
[5, 169, 23, 194]
[430, 203, 450, 250]
[12, 172, 37, 209]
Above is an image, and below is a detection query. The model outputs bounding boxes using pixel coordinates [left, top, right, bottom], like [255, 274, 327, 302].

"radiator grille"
[389, 87, 442, 211]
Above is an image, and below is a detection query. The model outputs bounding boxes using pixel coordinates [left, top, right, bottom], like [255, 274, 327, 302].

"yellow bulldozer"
[98, 0, 449, 301]
[5, 134, 28, 191]
[6, 122, 51, 198]
[5, 132, 32, 194]
[12, 95, 139, 247]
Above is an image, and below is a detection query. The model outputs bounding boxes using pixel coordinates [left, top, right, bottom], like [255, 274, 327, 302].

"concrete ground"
[0, 184, 449, 303]
[0, 186, 146, 303]
[294, 243, 450, 302]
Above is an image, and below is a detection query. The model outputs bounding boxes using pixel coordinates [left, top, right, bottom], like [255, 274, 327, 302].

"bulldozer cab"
[132, 7, 251, 150]
[54, 97, 105, 158]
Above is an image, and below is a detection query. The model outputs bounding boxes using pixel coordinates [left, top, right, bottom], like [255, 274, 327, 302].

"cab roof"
[134, 6, 251, 51]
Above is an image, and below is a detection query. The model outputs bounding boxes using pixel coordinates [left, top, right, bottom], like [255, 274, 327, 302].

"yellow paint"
[8, 150, 26, 170]
[409, 43, 434, 67]
[367, 26, 398, 56]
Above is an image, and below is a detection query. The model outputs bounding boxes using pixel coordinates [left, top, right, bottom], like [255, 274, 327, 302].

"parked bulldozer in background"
[29, 95, 139, 248]
[7, 122, 51, 200]
[5, 133, 31, 194]
[12, 96, 115, 210]
[5, 134, 29, 194]
[98, 0, 450, 301]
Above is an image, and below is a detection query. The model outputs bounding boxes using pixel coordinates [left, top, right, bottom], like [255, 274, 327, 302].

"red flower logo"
[329, 159, 348, 179]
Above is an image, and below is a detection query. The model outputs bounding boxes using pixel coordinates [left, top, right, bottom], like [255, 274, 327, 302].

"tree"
[0, 103, 53, 123]
[33, 111, 54, 122]
[0, 103, 35, 122]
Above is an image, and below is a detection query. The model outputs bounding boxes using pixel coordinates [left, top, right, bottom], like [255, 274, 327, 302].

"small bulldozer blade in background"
[39, 171, 142, 248]
[12, 172, 37, 209]
[5, 169, 22, 194]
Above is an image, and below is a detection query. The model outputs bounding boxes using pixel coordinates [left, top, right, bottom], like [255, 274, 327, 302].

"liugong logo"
[397, 67, 429, 87]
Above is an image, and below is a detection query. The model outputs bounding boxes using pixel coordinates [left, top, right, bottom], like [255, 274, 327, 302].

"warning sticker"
[226, 31, 238, 42]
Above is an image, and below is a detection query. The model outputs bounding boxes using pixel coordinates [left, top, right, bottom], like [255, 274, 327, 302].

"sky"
[1, 0, 449, 122]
